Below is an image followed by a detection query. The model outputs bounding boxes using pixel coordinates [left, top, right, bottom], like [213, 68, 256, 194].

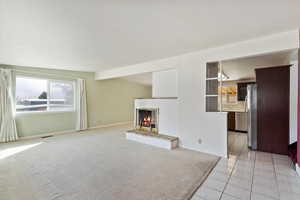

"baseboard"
[180, 144, 227, 158]
[19, 121, 133, 141]
[19, 129, 76, 141]
[296, 164, 300, 177]
[88, 121, 132, 130]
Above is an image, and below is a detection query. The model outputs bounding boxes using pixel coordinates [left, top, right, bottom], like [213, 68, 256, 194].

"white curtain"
[76, 79, 88, 131]
[0, 69, 18, 142]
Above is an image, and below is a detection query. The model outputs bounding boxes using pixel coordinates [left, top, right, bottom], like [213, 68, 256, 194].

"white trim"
[296, 164, 300, 177]
[205, 95, 218, 97]
[18, 121, 132, 141]
[206, 77, 218, 80]
[16, 110, 76, 116]
[181, 144, 227, 158]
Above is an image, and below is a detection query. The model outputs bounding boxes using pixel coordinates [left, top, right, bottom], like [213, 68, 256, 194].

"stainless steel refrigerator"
[247, 84, 257, 150]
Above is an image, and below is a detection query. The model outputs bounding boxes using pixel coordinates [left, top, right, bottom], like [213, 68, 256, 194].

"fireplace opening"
[135, 108, 158, 133]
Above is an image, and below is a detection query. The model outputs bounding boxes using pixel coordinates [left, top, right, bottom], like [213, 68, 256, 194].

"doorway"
[214, 50, 298, 156]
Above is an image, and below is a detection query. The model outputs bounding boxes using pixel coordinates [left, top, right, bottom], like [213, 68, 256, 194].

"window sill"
[15, 110, 76, 117]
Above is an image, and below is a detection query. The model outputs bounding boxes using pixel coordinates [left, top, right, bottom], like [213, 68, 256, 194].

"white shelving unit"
[205, 62, 222, 112]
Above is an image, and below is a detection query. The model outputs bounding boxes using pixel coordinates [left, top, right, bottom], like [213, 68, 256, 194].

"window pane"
[16, 77, 48, 112]
[49, 81, 74, 111]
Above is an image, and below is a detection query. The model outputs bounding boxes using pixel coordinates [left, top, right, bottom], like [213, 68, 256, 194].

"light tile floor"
[192, 131, 300, 200]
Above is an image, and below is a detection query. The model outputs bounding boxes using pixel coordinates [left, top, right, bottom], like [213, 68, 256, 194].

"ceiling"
[0, 1, 300, 72]
[222, 50, 297, 81]
[121, 72, 152, 86]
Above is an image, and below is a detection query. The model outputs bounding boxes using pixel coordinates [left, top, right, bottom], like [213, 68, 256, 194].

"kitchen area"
[221, 81, 256, 130]
[220, 80, 257, 152]
[214, 50, 297, 155]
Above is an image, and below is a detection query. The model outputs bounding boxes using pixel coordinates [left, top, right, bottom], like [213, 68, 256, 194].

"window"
[16, 77, 75, 112]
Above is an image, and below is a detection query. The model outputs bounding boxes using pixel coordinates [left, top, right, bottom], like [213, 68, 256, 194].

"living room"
[1, 1, 300, 200]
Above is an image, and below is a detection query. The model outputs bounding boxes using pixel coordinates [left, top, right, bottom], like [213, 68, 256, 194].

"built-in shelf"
[206, 77, 218, 80]
[136, 97, 178, 99]
[205, 95, 218, 97]
[206, 62, 219, 112]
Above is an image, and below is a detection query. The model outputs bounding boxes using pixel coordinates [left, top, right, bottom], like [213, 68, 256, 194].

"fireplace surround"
[135, 108, 159, 133]
[127, 99, 178, 150]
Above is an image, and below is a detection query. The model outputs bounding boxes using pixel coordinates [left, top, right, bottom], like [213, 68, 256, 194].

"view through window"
[16, 77, 75, 112]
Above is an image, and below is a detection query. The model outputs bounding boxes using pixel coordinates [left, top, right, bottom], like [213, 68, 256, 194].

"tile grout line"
[272, 154, 281, 200]
[249, 150, 257, 200]
[187, 157, 221, 200]
[218, 141, 244, 200]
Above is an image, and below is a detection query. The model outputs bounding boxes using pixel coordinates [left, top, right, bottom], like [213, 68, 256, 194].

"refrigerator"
[247, 84, 257, 150]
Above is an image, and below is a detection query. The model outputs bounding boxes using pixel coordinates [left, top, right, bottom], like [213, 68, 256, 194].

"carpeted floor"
[0, 125, 219, 200]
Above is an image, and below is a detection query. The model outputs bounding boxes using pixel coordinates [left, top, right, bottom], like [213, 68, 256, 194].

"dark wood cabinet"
[237, 83, 248, 101]
[227, 112, 235, 131]
[237, 82, 255, 101]
[256, 66, 290, 155]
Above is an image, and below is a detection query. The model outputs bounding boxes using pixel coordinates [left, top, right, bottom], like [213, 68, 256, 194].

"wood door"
[256, 66, 290, 155]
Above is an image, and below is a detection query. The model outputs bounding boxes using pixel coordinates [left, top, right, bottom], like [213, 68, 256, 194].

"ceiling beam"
[95, 57, 180, 80]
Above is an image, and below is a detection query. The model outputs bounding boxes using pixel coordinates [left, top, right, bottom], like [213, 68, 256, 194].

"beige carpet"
[0, 125, 218, 200]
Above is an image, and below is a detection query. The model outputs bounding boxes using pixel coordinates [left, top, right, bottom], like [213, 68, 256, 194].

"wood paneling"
[256, 66, 290, 155]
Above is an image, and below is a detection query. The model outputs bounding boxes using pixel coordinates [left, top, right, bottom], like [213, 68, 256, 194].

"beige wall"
[0, 65, 152, 137]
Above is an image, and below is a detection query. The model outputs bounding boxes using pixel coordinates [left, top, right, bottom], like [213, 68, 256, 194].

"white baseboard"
[19, 121, 133, 141]
[296, 164, 300, 177]
[180, 144, 227, 158]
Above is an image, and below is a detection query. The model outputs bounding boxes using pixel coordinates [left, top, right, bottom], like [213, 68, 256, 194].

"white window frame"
[15, 76, 76, 115]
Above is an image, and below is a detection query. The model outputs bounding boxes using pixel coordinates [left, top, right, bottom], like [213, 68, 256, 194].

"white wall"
[177, 30, 299, 157]
[177, 56, 228, 157]
[96, 30, 300, 157]
[135, 99, 178, 137]
[152, 69, 178, 98]
[290, 62, 298, 144]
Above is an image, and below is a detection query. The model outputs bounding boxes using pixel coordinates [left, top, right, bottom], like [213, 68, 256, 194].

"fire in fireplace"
[135, 108, 159, 133]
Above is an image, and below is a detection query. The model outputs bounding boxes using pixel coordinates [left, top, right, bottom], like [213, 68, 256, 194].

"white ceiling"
[1, 0, 300, 72]
[121, 72, 152, 86]
[222, 50, 297, 81]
